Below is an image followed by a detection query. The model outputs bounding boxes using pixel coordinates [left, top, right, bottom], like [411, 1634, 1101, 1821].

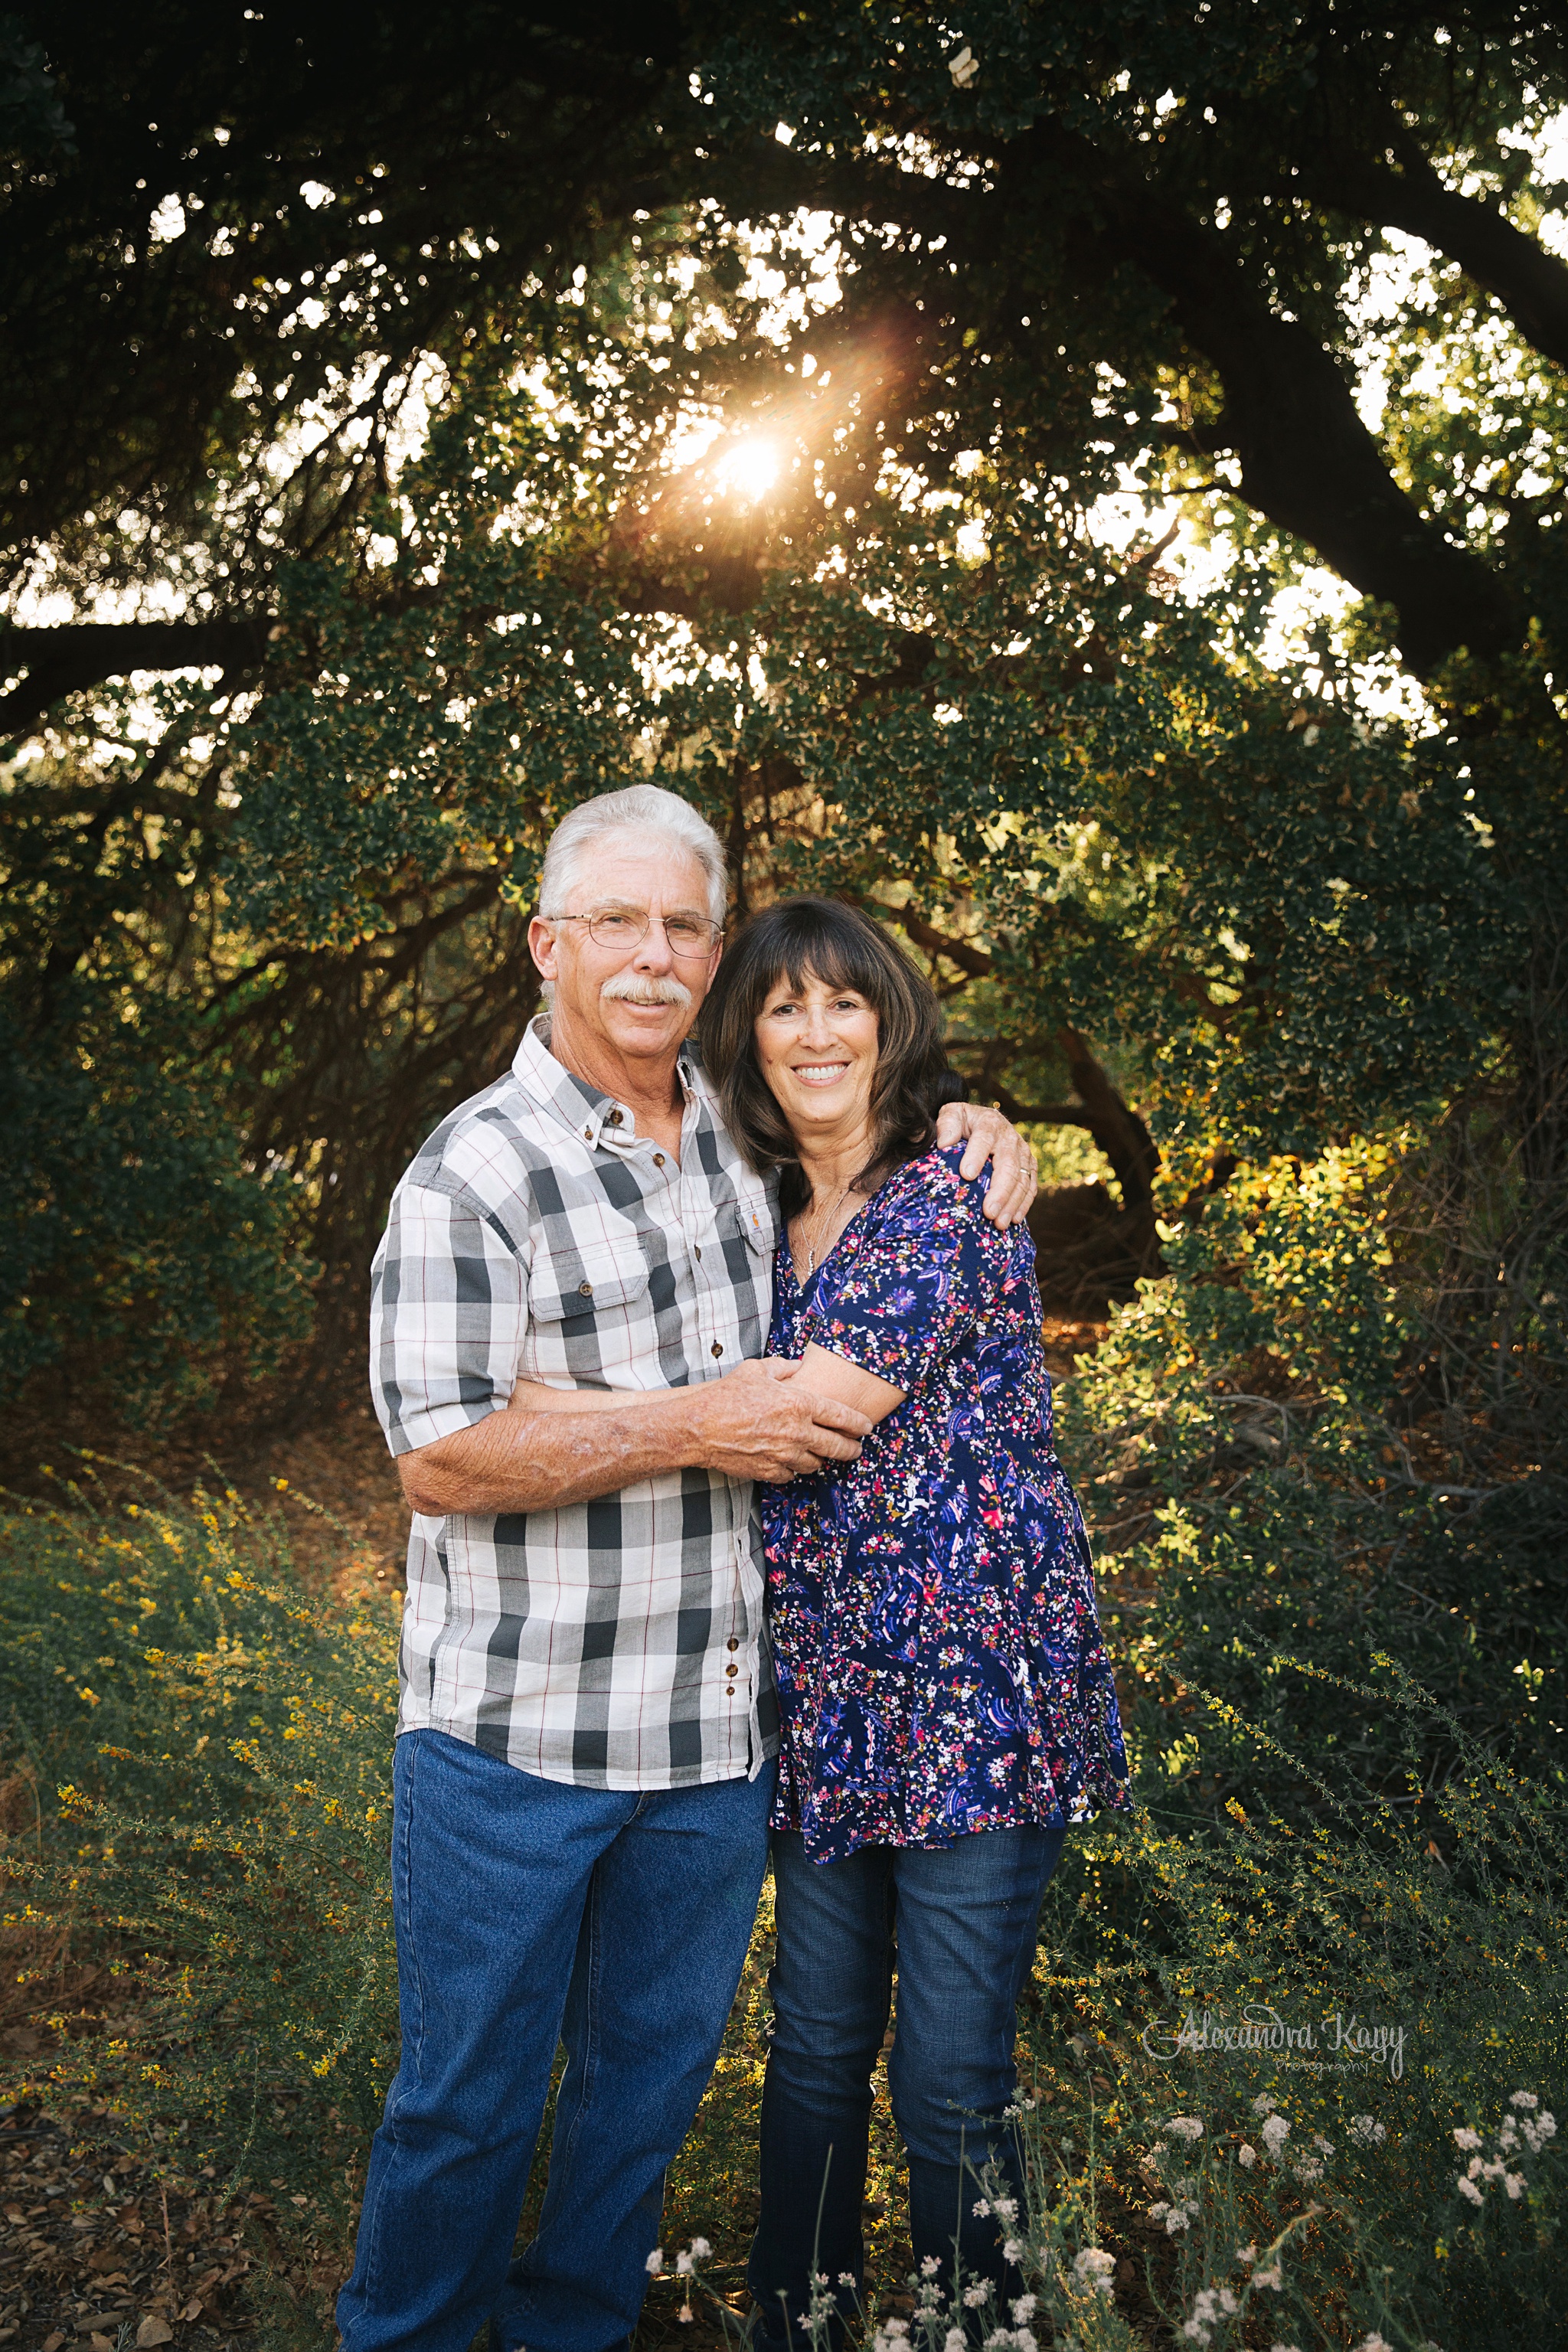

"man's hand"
[398, 1358, 868, 1517]
[933, 1099, 1040, 1227]
[688, 1357, 870, 1483]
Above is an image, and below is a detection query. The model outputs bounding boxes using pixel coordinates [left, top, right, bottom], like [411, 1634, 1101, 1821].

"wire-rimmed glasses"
[549, 910, 724, 960]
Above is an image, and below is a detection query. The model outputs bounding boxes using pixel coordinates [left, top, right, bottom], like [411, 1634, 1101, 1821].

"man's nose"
[632, 916, 676, 971]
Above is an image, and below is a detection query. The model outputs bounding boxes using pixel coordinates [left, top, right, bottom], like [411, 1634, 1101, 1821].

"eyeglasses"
[550, 910, 724, 960]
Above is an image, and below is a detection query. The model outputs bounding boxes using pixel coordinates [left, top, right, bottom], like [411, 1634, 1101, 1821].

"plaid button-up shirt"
[371, 1016, 781, 1788]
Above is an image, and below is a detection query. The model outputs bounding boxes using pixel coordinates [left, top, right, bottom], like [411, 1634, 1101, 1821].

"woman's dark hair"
[699, 897, 963, 1213]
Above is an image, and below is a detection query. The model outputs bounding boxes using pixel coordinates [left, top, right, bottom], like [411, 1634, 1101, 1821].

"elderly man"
[336, 785, 1037, 2352]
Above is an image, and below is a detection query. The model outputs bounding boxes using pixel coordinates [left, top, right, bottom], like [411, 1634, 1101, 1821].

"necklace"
[798, 1181, 854, 1279]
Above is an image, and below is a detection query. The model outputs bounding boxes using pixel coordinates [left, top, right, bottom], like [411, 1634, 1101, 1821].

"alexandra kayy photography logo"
[1142, 2003, 1408, 2080]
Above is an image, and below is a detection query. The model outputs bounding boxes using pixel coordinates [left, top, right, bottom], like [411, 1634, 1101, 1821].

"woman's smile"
[790, 1058, 851, 1086]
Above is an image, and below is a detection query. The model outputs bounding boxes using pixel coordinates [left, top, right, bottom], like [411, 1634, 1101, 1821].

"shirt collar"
[512, 1013, 701, 1150]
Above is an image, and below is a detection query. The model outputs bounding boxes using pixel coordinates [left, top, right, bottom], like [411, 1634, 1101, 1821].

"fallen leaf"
[41, 2334, 67, 2352]
[136, 2322, 175, 2348]
[181, 2300, 206, 2321]
[90, 2337, 116, 2352]
[289, 2192, 309, 2206]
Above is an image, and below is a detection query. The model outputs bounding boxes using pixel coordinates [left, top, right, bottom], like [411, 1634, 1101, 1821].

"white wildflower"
[1165, 2114, 1205, 2141]
[1252, 2092, 1279, 2117]
[1262, 2113, 1291, 2158]
[645, 2249, 664, 2275]
[1238, 2143, 1257, 2169]
[1269, 2344, 1305, 2352]
[972, 2198, 992, 2218]
[1356, 2336, 1393, 2352]
[1166, 2207, 1194, 2234]
[1456, 2175, 1484, 2205]
[1014, 2334, 1038, 2352]
[678, 2301, 694, 2325]
[1011, 2296, 1037, 2323]
[1313, 2134, 1334, 2154]
[1351, 2115, 1387, 2146]
[1453, 2127, 1482, 2151]
[1235, 2244, 1256, 2264]
[1505, 2171, 1526, 2199]
[1148, 2202, 1171, 2220]
[921, 2256, 941, 2278]
[1294, 2157, 1325, 2185]
[1003, 2239, 1025, 2264]
[676, 2251, 694, 2275]
[1253, 2265, 1283, 2291]
[990, 2197, 1018, 2223]
[1510, 2091, 1540, 2110]
[964, 2282, 991, 2308]
[948, 44, 979, 87]
[945, 2334, 966, 2352]
[688, 2237, 710, 2258]
[1073, 2248, 1116, 2298]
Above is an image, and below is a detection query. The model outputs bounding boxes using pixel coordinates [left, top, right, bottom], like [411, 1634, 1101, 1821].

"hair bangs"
[698, 895, 962, 1212]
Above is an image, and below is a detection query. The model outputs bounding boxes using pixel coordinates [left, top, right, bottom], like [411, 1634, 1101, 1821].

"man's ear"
[528, 913, 560, 982]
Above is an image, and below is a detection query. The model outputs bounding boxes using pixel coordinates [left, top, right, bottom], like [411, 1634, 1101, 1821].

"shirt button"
[578, 1281, 593, 1297]
[583, 1125, 593, 1141]
[694, 1244, 702, 1259]
[725, 1664, 739, 1678]
[710, 1340, 724, 1357]
[727, 1637, 740, 1651]
[653, 1152, 665, 1168]
[607, 1109, 622, 1125]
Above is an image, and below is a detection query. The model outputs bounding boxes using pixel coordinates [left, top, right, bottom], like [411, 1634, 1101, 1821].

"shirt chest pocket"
[717, 1188, 773, 1358]
[526, 1239, 653, 1383]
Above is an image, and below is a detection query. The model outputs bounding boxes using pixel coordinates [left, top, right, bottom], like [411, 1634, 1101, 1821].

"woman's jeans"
[336, 1730, 774, 2352]
[749, 1824, 1065, 2344]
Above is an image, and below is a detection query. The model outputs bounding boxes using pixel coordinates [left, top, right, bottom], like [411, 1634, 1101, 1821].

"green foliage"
[1061, 1142, 1565, 1811]
[0, 1479, 399, 2212]
[0, 992, 313, 1419]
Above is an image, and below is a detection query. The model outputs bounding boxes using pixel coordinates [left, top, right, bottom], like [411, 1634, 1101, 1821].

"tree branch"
[1007, 124, 1514, 672]
[1303, 126, 1568, 373]
[1, 616, 272, 741]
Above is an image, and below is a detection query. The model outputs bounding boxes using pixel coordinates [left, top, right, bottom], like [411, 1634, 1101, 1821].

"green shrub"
[0, 1475, 398, 2219]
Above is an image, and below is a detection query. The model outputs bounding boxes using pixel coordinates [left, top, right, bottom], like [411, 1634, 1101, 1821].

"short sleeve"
[803, 1149, 1011, 1396]
[369, 1180, 528, 1456]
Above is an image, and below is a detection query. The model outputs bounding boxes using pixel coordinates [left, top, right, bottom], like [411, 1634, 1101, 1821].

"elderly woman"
[699, 897, 1129, 2328]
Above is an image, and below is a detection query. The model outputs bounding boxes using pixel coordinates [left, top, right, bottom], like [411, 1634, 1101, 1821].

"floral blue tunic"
[763, 1144, 1130, 1864]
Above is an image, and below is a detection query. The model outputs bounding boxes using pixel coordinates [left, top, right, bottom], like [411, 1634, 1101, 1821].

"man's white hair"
[538, 785, 727, 925]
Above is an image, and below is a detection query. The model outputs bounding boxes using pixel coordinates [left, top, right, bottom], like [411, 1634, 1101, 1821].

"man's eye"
[596, 915, 639, 939]
[665, 920, 707, 947]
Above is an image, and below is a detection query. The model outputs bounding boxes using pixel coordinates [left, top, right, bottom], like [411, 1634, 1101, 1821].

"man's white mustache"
[599, 972, 694, 1009]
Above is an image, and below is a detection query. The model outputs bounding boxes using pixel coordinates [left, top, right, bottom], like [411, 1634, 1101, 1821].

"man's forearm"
[400, 1389, 702, 1517]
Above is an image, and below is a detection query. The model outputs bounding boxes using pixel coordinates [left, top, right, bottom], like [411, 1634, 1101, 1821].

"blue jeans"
[337, 1730, 774, 2352]
[748, 1824, 1065, 2343]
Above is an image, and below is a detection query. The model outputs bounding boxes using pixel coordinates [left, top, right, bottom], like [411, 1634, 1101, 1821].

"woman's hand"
[933, 1099, 1039, 1227]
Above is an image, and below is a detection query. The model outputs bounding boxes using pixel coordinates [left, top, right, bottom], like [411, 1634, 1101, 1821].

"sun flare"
[714, 437, 781, 502]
